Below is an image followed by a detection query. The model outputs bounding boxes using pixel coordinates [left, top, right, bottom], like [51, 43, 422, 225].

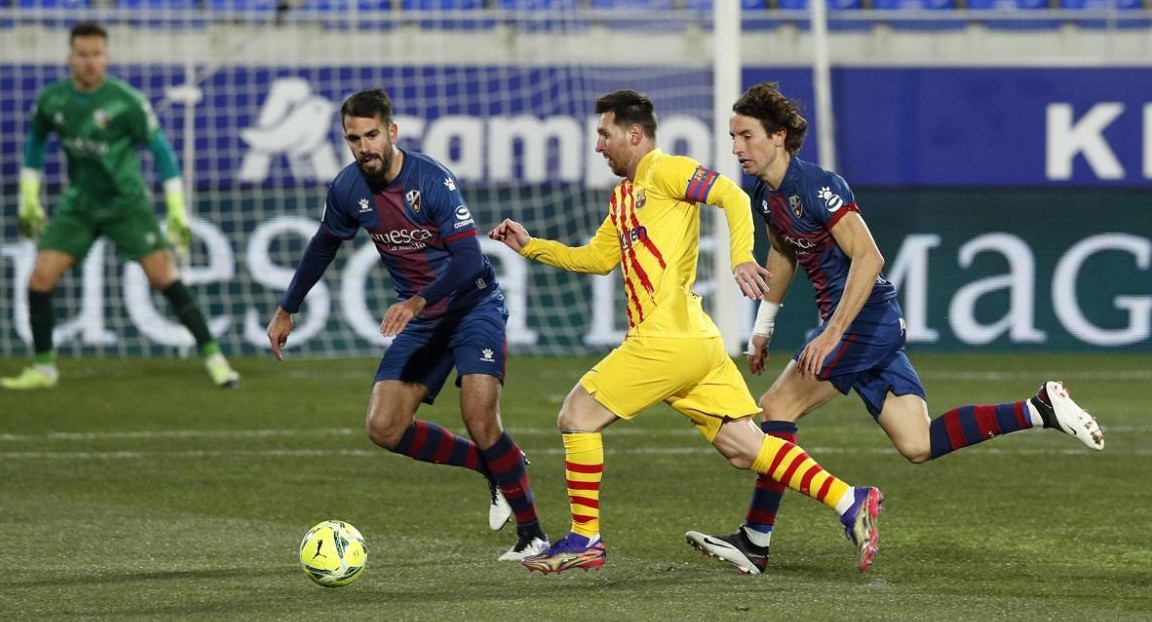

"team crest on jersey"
[93, 109, 110, 130]
[358, 198, 372, 213]
[817, 186, 844, 212]
[634, 189, 646, 209]
[405, 189, 421, 212]
[789, 195, 803, 217]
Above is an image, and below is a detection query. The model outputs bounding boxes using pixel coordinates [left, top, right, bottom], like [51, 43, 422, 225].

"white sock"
[741, 525, 772, 548]
[834, 487, 856, 516]
[1025, 401, 1045, 427]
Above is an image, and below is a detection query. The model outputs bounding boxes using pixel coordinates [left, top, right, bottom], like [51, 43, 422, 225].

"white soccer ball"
[298, 520, 368, 587]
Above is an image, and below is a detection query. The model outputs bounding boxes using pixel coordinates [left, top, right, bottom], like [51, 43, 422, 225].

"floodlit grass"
[1, 353, 1150, 621]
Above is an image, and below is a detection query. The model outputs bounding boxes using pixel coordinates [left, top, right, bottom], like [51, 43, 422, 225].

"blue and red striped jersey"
[752, 157, 896, 321]
[321, 149, 498, 320]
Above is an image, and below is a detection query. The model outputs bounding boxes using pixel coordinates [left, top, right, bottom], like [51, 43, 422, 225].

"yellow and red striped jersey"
[521, 149, 756, 338]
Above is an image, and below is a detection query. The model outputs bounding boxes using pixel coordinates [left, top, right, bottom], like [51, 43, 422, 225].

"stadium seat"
[1060, 0, 1148, 29]
[872, 0, 964, 31]
[209, 0, 282, 17]
[17, 0, 91, 28]
[296, 0, 397, 30]
[684, 0, 778, 31]
[967, 0, 1059, 30]
[403, 0, 493, 31]
[775, 0, 869, 32]
[115, 0, 206, 29]
[498, 0, 583, 32]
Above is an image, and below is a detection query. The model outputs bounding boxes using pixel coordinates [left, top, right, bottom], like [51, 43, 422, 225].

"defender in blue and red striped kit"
[266, 88, 548, 562]
[684, 81, 1105, 576]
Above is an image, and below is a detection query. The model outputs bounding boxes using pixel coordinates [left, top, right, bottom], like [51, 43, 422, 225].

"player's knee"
[895, 439, 932, 464]
[760, 391, 798, 422]
[364, 411, 408, 450]
[725, 452, 756, 471]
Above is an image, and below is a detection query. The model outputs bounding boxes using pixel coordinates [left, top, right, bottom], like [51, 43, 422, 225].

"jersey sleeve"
[652, 155, 755, 269]
[319, 183, 360, 240]
[24, 93, 52, 169]
[125, 88, 162, 145]
[520, 214, 621, 275]
[810, 172, 859, 230]
[425, 169, 476, 243]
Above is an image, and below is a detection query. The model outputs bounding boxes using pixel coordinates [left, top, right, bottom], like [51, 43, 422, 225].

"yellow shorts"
[579, 334, 761, 442]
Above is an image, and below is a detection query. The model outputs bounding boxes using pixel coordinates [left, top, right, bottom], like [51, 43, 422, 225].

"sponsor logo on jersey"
[405, 189, 421, 212]
[53, 111, 64, 127]
[480, 348, 495, 362]
[783, 234, 817, 255]
[358, 198, 372, 213]
[444, 177, 457, 191]
[453, 205, 474, 229]
[760, 199, 770, 215]
[618, 225, 649, 250]
[93, 109, 110, 130]
[789, 195, 803, 217]
[370, 228, 434, 250]
[817, 186, 844, 212]
[239, 78, 341, 183]
[634, 188, 646, 209]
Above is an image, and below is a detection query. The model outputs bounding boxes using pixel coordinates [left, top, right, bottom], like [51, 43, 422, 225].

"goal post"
[0, 6, 753, 359]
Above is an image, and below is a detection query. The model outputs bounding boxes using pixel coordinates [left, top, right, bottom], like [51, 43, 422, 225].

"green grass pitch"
[1, 353, 1150, 621]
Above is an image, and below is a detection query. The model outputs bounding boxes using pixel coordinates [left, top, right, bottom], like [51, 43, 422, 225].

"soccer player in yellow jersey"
[488, 90, 883, 575]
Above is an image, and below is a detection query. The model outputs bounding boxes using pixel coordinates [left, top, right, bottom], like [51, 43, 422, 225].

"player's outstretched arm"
[267, 307, 294, 361]
[488, 218, 531, 252]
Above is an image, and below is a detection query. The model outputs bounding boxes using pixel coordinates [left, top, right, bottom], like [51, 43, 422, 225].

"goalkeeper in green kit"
[3, 22, 239, 390]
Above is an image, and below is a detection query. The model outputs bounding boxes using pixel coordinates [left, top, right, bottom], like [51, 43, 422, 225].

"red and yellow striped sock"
[750, 435, 849, 512]
[563, 432, 603, 538]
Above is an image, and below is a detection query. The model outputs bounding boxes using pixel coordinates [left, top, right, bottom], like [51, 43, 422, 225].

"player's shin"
[750, 434, 850, 513]
[562, 432, 603, 538]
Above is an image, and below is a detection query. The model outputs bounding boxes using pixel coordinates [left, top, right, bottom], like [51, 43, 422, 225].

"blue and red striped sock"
[744, 420, 797, 539]
[929, 401, 1036, 460]
[392, 419, 489, 476]
[480, 432, 540, 531]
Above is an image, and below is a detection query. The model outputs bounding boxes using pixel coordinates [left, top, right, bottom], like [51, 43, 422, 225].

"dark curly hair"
[732, 81, 808, 155]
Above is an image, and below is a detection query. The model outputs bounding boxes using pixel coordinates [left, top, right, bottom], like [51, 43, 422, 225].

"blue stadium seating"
[776, 0, 869, 31]
[403, 0, 491, 30]
[967, 0, 1059, 30]
[209, 0, 281, 14]
[296, 0, 397, 30]
[116, 0, 206, 28]
[499, 0, 584, 31]
[872, 0, 964, 31]
[1061, 0, 1148, 29]
[17, 0, 92, 28]
[684, 0, 778, 31]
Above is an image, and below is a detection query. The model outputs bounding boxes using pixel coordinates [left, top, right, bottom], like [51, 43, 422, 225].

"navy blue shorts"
[375, 295, 508, 405]
[794, 298, 926, 418]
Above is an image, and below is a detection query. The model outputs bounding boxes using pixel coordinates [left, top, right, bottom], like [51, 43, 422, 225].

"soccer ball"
[298, 520, 368, 587]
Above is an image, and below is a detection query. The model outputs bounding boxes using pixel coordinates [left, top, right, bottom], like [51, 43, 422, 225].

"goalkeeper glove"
[164, 177, 192, 256]
[18, 168, 46, 239]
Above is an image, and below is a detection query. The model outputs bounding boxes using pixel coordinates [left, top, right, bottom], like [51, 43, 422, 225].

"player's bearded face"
[595, 113, 631, 178]
[68, 36, 109, 92]
[344, 116, 396, 184]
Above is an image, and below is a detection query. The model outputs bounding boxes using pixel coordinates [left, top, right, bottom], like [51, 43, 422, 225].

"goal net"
[0, 5, 741, 358]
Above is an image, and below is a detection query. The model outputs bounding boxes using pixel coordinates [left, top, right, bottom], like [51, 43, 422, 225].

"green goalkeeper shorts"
[39, 193, 170, 262]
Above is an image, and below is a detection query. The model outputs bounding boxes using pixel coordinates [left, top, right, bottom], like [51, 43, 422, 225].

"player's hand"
[380, 296, 427, 337]
[166, 208, 192, 258]
[17, 193, 46, 239]
[796, 329, 841, 380]
[745, 334, 770, 375]
[487, 218, 531, 252]
[267, 307, 294, 362]
[733, 261, 771, 300]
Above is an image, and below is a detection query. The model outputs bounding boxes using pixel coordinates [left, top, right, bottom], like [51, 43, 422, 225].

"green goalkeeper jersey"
[29, 76, 162, 206]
